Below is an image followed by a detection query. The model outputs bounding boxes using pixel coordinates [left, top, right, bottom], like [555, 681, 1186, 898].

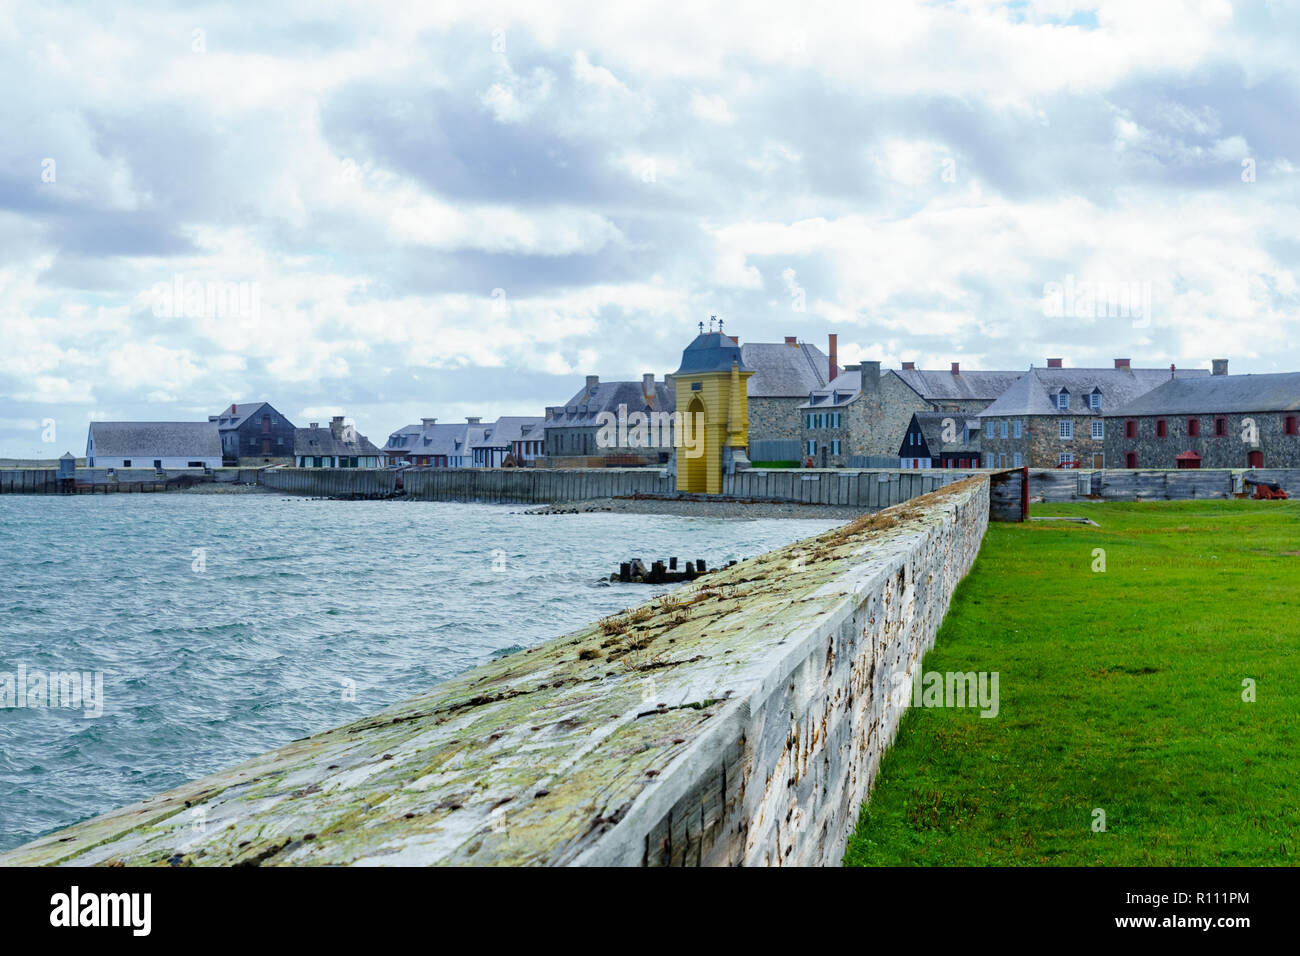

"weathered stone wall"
[803, 374, 930, 466]
[747, 396, 804, 446]
[979, 415, 1106, 468]
[1104, 412, 1300, 469]
[0, 479, 991, 867]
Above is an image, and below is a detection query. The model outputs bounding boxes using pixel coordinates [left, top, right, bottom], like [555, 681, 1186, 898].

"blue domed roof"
[674, 332, 751, 375]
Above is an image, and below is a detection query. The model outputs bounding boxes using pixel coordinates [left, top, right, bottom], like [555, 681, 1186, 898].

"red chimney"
[951, 362, 960, 375]
[828, 333, 838, 382]
[1114, 358, 1131, 368]
[902, 361, 915, 371]
[1170, 363, 1176, 378]
[784, 336, 798, 346]
[230, 403, 237, 415]
[1047, 358, 1063, 368]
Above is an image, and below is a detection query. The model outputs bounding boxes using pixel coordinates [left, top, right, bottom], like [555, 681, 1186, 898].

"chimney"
[642, 373, 655, 396]
[828, 333, 838, 382]
[1170, 363, 1176, 379]
[585, 375, 599, 389]
[466, 416, 482, 424]
[951, 362, 960, 375]
[421, 417, 437, 427]
[902, 361, 915, 371]
[330, 415, 345, 438]
[1212, 359, 1228, 376]
[1047, 358, 1063, 368]
[309, 422, 319, 429]
[230, 403, 237, 416]
[861, 360, 881, 392]
[1114, 358, 1131, 368]
[785, 336, 798, 346]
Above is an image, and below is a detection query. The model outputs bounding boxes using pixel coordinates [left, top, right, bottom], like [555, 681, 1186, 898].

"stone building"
[1104, 363, 1300, 469]
[740, 335, 839, 457]
[542, 374, 676, 466]
[978, 359, 1210, 469]
[799, 361, 1020, 467]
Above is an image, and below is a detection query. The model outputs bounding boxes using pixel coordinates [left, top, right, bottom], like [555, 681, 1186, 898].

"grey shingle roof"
[892, 368, 1023, 403]
[978, 367, 1210, 418]
[740, 342, 837, 397]
[799, 370, 863, 409]
[210, 402, 266, 429]
[406, 422, 475, 458]
[480, 416, 546, 447]
[546, 379, 676, 429]
[294, 425, 381, 457]
[382, 423, 424, 453]
[673, 332, 750, 375]
[907, 412, 982, 456]
[88, 422, 222, 458]
[1108, 372, 1300, 416]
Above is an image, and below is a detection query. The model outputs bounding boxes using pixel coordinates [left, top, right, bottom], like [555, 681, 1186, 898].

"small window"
[153, 459, 162, 469]
[1091, 420, 1104, 440]
[985, 453, 994, 468]
[1057, 392, 1070, 410]
[1214, 416, 1228, 437]
[1089, 392, 1102, 411]
[1013, 452, 1023, 468]
[1059, 420, 1073, 440]
[1286, 416, 1298, 436]
[1059, 452, 1075, 466]
[1188, 418, 1200, 437]
[1125, 419, 1137, 439]
[1125, 451, 1138, 468]
[831, 439, 841, 455]
[1013, 420, 1022, 439]
[123, 459, 131, 467]
[986, 421, 995, 438]
[1000, 421, 1009, 439]
[807, 440, 816, 456]
[1156, 419, 1168, 438]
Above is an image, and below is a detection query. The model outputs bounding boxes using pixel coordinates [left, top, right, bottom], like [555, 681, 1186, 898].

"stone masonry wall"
[1104, 412, 1300, 469]
[1, 478, 991, 867]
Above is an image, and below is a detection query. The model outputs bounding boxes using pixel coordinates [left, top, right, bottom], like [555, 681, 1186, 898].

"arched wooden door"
[681, 395, 708, 493]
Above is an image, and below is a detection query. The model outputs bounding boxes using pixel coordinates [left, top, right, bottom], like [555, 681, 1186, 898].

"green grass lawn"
[844, 500, 1300, 866]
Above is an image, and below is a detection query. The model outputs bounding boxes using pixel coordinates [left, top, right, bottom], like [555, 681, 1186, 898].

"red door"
[1125, 452, 1137, 468]
[1248, 450, 1263, 468]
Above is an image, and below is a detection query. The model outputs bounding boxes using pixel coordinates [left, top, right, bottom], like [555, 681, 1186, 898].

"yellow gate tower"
[673, 321, 753, 494]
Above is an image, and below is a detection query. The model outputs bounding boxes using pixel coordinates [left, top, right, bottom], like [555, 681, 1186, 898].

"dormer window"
[1057, 390, 1070, 410]
[1088, 390, 1102, 411]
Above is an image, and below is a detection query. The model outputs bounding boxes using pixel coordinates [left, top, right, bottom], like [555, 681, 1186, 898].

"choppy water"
[0, 494, 840, 851]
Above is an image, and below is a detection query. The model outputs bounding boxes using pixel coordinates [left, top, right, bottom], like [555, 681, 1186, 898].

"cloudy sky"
[2, 0, 1297, 458]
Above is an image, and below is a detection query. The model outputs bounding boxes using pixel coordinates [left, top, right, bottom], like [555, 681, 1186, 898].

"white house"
[85, 421, 223, 469]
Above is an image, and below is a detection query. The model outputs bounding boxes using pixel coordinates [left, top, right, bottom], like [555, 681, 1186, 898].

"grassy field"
[844, 500, 1300, 866]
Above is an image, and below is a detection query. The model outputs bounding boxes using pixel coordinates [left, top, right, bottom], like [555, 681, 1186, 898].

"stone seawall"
[403, 466, 979, 509]
[1, 477, 990, 867]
